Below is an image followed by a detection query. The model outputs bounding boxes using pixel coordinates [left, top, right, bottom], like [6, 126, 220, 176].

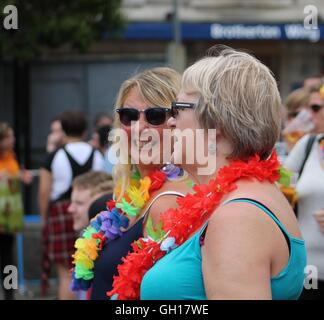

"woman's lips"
[132, 137, 158, 150]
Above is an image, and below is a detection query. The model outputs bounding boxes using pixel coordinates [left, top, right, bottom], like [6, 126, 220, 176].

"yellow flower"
[73, 251, 94, 269]
[127, 186, 145, 208]
[139, 176, 151, 201]
[75, 238, 98, 260]
[130, 178, 140, 188]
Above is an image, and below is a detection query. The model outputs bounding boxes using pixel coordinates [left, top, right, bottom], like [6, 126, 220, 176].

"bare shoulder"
[205, 201, 273, 254]
[209, 181, 302, 239]
[202, 202, 272, 299]
[143, 178, 193, 230]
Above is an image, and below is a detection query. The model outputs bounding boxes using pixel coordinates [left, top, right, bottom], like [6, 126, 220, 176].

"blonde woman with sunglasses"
[71, 67, 195, 299]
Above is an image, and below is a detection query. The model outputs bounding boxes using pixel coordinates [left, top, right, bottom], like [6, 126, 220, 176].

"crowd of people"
[0, 44, 324, 300]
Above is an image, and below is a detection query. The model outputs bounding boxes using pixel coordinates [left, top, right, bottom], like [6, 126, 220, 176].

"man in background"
[68, 171, 113, 233]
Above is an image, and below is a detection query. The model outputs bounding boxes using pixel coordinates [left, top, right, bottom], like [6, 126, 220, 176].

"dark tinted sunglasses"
[288, 111, 300, 119]
[171, 102, 196, 118]
[310, 104, 324, 113]
[116, 107, 172, 126]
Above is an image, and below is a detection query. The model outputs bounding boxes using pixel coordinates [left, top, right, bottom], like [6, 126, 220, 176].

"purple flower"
[70, 272, 91, 291]
[90, 211, 107, 230]
[99, 208, 129, 240]
[110, 208, 129, 229]
[160, 237, 177, 253]
[161, 164, 182, 180]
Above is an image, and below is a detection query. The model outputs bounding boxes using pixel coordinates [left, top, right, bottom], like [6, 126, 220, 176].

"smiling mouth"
[132, 137, 158, 150]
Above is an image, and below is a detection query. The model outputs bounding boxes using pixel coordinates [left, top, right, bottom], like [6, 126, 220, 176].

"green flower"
[116, 198, 140, 217]
[186, 179, 195, 189]
[278, 166, 294, 187]
[82, 226, 97, 240]
[131, 170, 141, 181]
[74, 264, 94, 281]
[146, 216, 166, 241]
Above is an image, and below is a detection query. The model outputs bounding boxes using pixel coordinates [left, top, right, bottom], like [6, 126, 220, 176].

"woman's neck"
[184, 153, 229, 185]
[137, 164, 161, 178]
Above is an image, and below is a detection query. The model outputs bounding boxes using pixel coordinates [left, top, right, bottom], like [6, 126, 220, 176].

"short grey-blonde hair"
[182, 45, 281, 160]
[112, 67, 181, 199]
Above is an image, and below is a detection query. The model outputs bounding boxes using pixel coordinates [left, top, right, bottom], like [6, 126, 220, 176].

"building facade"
[1, 0, 323, 213]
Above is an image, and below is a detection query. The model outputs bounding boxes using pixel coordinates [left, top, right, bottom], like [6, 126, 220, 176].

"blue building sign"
[120, 23, 324, 42]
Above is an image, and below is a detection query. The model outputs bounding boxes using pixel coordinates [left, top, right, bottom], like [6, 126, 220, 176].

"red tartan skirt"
[41, 200, 76, 296]
[44, 200, 76, 266]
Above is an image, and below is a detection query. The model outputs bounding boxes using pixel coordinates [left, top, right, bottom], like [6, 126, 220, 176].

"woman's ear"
[215, 129, 233, 158]
[215, 128, 223, 141]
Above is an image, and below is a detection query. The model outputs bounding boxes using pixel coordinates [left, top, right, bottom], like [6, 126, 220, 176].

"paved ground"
[1, 219, 59, 300]
[0, 279, 58, 300]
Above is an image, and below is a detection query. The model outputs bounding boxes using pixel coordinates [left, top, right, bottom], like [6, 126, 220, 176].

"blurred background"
[0, 0, 323, 299]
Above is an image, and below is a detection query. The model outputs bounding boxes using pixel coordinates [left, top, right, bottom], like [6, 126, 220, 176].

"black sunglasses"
[310, 104, 324, 113]
[116, 107, 172, 126]
[288, 111, 300, 119]
[171, 102, 196, 118]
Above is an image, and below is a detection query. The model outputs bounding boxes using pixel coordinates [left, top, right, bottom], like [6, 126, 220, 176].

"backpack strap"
[294, 135, 316, 217]
[298, 135, 316, 180]
[56, 146, 95, 202]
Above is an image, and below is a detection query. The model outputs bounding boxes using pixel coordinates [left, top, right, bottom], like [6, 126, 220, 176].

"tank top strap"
[141, 191, 185, 223]
[223, 198, 291, 238]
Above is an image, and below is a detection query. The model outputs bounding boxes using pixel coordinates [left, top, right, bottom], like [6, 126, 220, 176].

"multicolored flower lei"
[70, 164, 185, 291]
[107, 151, 285, 300]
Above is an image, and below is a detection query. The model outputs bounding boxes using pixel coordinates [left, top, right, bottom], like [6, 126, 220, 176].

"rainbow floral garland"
[70, 164, 185, 291]
[107, 151, 291, 300]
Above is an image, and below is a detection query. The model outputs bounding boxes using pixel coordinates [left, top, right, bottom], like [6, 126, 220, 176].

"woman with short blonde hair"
[182, 46, 281, 160]
[109, 46, 306, 300]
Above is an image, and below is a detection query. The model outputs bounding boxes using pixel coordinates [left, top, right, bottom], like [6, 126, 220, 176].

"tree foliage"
[0, 0, 125, 60]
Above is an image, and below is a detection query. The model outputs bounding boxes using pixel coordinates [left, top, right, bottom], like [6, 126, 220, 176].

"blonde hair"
[285, 88, 310, 119]
[182, 45, 281, 160]
[112, 67, 181, 199]
[72, 171, 113, 197]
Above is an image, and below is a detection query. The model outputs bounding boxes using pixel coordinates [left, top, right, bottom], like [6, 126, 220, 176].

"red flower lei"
[107, 151, 281, 300]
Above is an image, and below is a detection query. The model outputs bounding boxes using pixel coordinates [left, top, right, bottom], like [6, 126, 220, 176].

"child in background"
[69, 171, 114, 234]
[68, 171, 114, 300]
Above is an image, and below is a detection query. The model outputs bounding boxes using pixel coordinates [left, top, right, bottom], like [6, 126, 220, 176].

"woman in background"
[0, 122, 32, 300]
[285, 82, 324, 300]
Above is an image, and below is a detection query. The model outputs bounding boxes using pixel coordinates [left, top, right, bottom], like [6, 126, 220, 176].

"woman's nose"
[167, 116, 176, 129]
[136, 112, 149, 132]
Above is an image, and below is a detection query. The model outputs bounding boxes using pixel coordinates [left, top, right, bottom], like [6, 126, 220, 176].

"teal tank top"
[140, 198, 307, 300]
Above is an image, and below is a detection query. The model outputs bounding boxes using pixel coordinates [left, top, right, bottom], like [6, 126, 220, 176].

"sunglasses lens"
[311, 104, 322, 113]
[290, 112, 299, 118]
[118, 108, 139, 126]
[145, 108, 168, 125]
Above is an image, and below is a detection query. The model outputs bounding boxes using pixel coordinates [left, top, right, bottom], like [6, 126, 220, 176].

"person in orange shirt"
[0, 122, 32, 300]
